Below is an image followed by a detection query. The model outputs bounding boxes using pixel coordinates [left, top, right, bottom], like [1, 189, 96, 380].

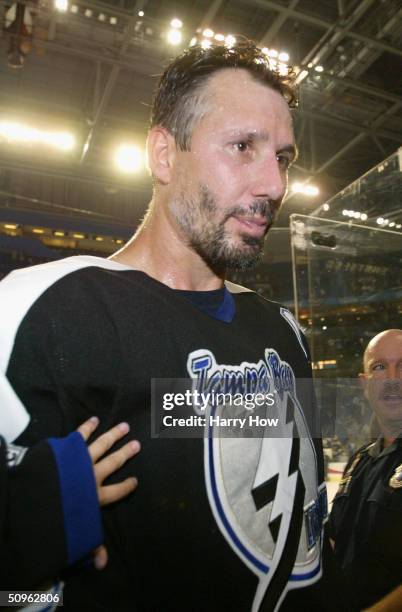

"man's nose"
[250, 157, 287, 203]
[387, 364, 402, 379]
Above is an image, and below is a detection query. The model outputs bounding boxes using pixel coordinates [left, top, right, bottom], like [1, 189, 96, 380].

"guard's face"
[362, 331, 402, 434]
[169, 69, 296, 269]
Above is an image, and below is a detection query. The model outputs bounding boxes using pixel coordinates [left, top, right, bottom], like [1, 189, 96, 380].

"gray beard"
[172, 184, 276, 271]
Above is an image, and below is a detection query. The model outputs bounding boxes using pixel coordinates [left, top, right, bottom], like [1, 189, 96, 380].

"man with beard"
[1, 42, 348, 611]
[330, 329, 402, 611]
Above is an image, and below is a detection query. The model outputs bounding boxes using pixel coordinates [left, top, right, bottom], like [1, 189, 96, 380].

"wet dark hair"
[150, 40, 298, 151]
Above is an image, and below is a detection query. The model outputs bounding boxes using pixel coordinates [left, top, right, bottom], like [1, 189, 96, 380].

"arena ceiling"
[0, 0, 401, 230]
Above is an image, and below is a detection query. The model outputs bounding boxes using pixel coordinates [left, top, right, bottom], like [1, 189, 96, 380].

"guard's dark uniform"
[330, 437, 402, 610]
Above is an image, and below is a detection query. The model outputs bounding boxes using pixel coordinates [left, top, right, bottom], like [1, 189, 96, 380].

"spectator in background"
[330, 329, 402, 611]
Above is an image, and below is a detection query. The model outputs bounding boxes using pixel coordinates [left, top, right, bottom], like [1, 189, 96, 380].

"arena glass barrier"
[290, 214, 402, 501]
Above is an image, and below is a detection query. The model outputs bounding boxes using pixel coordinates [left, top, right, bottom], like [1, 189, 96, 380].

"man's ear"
[358, 372, 368, 399]
[147, 127, 177, 185]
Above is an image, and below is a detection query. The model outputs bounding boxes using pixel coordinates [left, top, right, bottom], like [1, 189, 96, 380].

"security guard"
[330, 329, 402, 611]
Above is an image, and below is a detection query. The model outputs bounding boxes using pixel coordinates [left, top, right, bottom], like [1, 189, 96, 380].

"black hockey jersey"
[1, 256, 350, 611]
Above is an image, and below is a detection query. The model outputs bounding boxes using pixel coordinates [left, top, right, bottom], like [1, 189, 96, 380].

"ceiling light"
[95, 236, 104, 241]
[396, 224, 401, 229]
[0, 121, 75, 151]
[377, 217, 384, 225]
[4, 223, 18, 230]
[292, 182, 319, 196]
[170, 18, 183, 29]
[214, 33, 224, 41]
[138, 10, 144, 17]
[32, 228, 44, 234]
[389, 222, 395, 228]
[323, 204, 329, 211]
[54, 0, 68, 11]
[115, 144, 143, 173]
[383, 219, 389, 226]
[343, 210, 359, 218]
[304, 185, 319, 196]
[189, 37, 197, 46]
[84, 8, 92, 17]
[70, 4, 78, 13]
[110, 16, 117, 25]
[98, 13, 106, 21]
[267, 49, 278, 58]
[295, 69, 309, 84]
[225, 34, 236, 48]
[167, 28, 182, 45]
[73, 233, 85, 239]
[360, 213, 367, 221]
[315, 65, 324, 72]
[53, 231, 65, 237]
[261, 47, 269, 55]
[202, 28, 214, 38]
[278, 51, 289, 62]
[44, 132, 75, 151]
[201, 38, 212, 49]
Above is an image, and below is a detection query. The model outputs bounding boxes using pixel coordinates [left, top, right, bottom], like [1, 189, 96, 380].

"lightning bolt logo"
[189, 347, 323, 611]
[251, 395, 306, 611]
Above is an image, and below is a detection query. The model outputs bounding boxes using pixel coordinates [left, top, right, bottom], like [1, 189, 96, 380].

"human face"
[361, 330, 402, 435]
[168, 69, 296, 270]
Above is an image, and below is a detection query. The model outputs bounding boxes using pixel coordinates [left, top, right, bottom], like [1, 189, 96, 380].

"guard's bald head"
[360, 329, 402, 443]
[363, 329, 402, 374]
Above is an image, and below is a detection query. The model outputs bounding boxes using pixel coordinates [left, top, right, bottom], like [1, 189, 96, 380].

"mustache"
[224, 201, 278, 225]
[380, 379, 402, 398]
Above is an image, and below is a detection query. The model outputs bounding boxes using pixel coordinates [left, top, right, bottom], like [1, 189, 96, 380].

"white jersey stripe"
[0, 256, 131, 442]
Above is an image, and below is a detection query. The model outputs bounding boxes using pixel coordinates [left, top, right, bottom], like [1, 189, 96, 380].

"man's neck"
[383, 436, 396, 449]
[380, 423, 401, 447]
[110, 202, 225, 291]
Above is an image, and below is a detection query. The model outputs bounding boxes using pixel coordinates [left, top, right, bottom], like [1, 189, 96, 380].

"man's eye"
[234, 141, 250, 153]
[277, 154, 291, 169]
[372, 363, 385, 371]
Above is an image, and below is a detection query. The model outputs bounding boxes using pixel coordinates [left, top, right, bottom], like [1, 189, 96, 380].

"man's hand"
[78, 417, 140, 505]
[77, 417, 140, 569]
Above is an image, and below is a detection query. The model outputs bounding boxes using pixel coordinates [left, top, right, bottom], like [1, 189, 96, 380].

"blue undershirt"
[174, 286, 236, 323]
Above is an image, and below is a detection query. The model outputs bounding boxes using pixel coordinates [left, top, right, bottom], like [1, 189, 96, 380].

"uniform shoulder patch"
[389, 464, 402, 489]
